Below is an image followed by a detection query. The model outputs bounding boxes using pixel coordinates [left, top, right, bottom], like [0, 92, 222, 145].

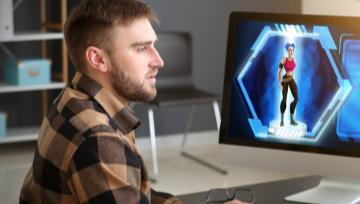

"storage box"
[0, 112, 6, 138]
[4, 59, 51, 85]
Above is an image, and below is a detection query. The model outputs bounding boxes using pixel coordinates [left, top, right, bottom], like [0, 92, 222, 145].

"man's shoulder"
[35, 95, 118, 174]
[37, 86, 118, 161]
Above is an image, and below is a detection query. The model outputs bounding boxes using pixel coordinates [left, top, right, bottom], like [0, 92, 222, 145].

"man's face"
[107, 17, 164, 102]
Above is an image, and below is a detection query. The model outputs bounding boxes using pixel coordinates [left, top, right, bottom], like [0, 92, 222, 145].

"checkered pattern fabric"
[20, 72, 182, 204]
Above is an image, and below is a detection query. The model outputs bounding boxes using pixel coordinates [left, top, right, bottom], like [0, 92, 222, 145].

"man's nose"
[150, 48, 164, 69]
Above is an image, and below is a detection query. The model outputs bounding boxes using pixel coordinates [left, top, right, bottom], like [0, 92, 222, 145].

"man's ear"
[85, 46, 108, 73]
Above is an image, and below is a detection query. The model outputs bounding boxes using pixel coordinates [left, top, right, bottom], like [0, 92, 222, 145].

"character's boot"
[280, 113, 284, 127]
[290, 114, 298, 126]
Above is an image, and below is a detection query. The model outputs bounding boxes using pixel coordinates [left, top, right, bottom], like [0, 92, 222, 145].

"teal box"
[4, 59, 51, 85]
[0, 112, 6, 138]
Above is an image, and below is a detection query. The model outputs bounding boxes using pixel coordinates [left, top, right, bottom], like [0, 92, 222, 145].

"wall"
[302, 0, 360, 16]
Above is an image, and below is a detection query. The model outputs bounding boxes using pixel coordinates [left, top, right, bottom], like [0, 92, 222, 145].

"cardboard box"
[4, 59, 51, 85]
[0, 112, 6, 138]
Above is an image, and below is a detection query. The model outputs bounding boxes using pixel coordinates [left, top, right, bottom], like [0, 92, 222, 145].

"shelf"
[0, 31, 63, 43]
[0, 0, 68, 145]
[0, 82, 66, 93]
[0, 127, 38, 144]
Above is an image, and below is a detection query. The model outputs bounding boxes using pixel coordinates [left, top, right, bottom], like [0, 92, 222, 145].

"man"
[20, 0, 245, 203]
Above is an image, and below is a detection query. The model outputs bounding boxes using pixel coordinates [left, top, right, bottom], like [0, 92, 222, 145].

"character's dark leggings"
[280, 76, 298, 114]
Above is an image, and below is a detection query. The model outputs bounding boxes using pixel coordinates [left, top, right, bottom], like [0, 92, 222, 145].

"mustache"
[147, 70, 158, 77]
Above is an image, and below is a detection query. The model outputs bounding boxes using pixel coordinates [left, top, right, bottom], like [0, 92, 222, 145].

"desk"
[178, 175, 321, 204]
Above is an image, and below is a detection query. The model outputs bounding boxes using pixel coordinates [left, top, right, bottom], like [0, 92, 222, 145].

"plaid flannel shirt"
[20, 72, 181, 204]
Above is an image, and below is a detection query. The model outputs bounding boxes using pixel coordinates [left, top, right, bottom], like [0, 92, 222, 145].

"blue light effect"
[337, 88, 360, 141]
[342, 40, 360, 78]
[248, 118, 268, 138]
[301, 25, 308, 33]
[275, 24, 281, 31]
[313, 26, 337, 49]
[313, 26, 342, 83]
[280, 24, 286, 32]
[337, 39, 360, 141]
[250, 26, 272, 51]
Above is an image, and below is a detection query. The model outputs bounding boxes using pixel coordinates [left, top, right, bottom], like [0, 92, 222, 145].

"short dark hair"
[285, 43, 295, 50]
[64, 0, 158, 72]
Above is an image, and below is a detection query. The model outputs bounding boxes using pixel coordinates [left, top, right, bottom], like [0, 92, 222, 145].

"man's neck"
[85, 71, 130, 106]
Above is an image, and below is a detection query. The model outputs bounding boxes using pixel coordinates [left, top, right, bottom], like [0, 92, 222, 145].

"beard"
[109, 61, 157, 102]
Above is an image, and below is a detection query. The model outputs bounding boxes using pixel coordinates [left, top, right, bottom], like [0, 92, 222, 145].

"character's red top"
[284, 57, 296, 72]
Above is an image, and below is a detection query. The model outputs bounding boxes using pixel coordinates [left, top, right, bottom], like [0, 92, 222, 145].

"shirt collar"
[71, 72, 141, 134]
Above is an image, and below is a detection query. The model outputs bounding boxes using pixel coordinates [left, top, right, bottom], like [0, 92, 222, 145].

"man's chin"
[146, 90, 157, 101]
[136, 87, 156, 102]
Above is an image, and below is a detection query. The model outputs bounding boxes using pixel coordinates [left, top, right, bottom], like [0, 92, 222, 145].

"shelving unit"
[0, 127, 39, 144]
[0, 82, 66, 93]
[0, 0, 68, 143]
[0, 32, 63, 43]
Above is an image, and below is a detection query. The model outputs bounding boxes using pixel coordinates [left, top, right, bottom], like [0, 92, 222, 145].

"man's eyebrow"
[130, 39, 158, 47]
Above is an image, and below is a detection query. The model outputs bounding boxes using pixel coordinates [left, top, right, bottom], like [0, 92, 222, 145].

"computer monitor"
[219, 12, 360, 204]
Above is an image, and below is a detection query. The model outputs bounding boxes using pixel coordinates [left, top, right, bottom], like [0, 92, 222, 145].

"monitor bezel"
[219, 11, 360, 158]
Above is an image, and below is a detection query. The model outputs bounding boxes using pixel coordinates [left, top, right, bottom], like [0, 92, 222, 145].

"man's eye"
[137, 46, 147, 52]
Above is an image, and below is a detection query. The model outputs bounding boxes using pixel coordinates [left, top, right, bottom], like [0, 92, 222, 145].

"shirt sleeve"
[66, 133, 150, 204]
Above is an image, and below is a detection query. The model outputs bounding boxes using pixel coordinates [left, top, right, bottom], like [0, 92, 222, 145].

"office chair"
[136, 32, 227, 182]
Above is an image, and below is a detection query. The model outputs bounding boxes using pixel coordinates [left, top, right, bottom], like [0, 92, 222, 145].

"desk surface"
[178, 175, 321, 204]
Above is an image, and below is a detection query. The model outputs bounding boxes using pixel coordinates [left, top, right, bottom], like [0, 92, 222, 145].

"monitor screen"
[219, 12, 360, 158]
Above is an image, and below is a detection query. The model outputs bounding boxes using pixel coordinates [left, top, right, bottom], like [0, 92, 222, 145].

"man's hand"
[224, 200, 250, 204]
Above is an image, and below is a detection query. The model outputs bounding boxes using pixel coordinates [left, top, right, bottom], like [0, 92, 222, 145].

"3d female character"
[277, 43, 298, 126]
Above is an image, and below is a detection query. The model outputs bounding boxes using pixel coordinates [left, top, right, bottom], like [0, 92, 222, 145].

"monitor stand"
[285, 177, 360, 204]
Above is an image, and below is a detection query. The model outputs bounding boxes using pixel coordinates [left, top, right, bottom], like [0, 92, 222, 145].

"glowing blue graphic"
[337, 39, 360, 141]
[236, 24, 353, 142]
